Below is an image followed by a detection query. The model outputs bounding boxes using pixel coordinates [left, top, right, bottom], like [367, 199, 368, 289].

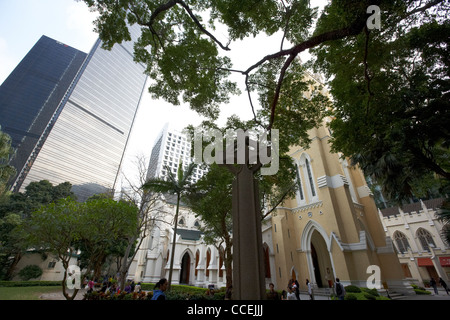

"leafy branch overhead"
[83, 0, 377, 127]
[82, 0, 449, 202]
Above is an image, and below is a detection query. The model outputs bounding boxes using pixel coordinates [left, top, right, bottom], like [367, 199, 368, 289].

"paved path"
[40, 288, 87, 300]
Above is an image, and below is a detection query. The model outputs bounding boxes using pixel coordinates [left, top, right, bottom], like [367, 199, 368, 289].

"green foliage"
[0, 281, 60, 287]
[436, 200, 450, 246]
[313, 0, 450, 203]
[23, 197, 139, 285]
[0, 180, 75, 280]
[0, 127, 16, 198]
[344, 285, 361, 293]
[411, 284, 431, 295]
[344, 293, 358, 300]
[17, 265, 43, 281]
[361, 287, 380, 297]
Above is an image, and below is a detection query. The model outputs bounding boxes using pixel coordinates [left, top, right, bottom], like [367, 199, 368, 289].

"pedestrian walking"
[334, 278, 346, 300]
[430, 278, 438, 295]
[439, 277, 449, 295]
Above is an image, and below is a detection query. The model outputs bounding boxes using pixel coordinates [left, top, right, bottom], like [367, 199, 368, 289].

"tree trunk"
[167, 193, 181, 291]
[119, 235, 137, 290]
[61, 259, 80, 300]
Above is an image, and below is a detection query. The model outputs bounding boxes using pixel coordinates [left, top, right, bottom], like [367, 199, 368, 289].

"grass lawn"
[0, 286, 62, 300]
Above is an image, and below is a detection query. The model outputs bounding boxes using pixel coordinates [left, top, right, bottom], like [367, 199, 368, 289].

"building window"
[263, 244, 271, 278]
[417, 228, 436, 252]
[206, 249, 211, 277]
[295, 165, 304, 202]
[219, 247, 224, 278]
[393, 231, 410, 254]
[195, 250, 200, 277]
[305, 158, 316, 197]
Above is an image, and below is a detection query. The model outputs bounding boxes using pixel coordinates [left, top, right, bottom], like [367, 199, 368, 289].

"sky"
[0, 0, 327, 187]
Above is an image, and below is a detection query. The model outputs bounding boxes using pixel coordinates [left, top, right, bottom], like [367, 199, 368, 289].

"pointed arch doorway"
[179, 252, 191, 285]
[308, 229, 334, 288]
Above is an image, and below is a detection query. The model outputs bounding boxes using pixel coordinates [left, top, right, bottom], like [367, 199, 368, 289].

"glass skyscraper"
[1, 25, 147, 201]
[0, 36, 87, 187]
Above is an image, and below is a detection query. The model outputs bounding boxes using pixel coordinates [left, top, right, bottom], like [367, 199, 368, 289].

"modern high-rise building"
[147, 123, 206, 183]
[1, 24, 148, 201]
[0, 36, 87, 187]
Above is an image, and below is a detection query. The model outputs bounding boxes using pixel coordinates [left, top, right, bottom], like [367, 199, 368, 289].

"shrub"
[411, 284, 431, 295]
[18, 265, 43, 281]
[344, 285, 361, 293]
[413, 288, 431, 295]
[0, 281, 60, 287]
[363, 293, 377, 300]
[345, 293, 357, 300]
[361, 287, 379, 296]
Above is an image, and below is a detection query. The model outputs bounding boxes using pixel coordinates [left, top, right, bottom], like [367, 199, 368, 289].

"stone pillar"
[230, 165, 266, 299]
[219, 136, 266, 300]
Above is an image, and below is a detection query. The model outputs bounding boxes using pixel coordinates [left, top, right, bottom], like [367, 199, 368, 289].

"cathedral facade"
[270, 119, 412, 294]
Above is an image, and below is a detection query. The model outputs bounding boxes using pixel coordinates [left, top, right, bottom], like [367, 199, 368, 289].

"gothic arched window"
[417, 228, 436, 252]
[295, 164, 304, 201]
[393, 231, 410, 254]
[305, 158, 316, 197]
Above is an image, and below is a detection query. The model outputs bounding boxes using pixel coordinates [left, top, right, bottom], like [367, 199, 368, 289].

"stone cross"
[219, 136, 267, 300]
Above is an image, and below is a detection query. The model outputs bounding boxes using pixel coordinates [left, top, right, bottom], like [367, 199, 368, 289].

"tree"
[81, 0, 448, 203]
[114, 154, 163, 291]
[185, 163, 234, 288]
[142, 161, 196, 290]
[24, 198, 84, 300]
[81, 0, 378, 144]
[0, 180, 75, 280]
[0, 126, 15, 198]
[312, 0, 449, 203]
[24, 197, 139, 300]
[74, 197, 139, 282]
[436, 200, 450, 246]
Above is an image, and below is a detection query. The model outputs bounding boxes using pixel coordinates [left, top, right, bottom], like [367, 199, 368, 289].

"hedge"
[0, 281, 61, 287]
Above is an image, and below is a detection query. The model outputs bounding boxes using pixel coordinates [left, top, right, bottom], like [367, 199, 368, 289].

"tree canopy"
[82, 0, 449, 203]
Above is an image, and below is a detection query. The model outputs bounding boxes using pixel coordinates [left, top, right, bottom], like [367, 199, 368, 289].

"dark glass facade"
[4, 25, 147, 201]
[0, 36, 87, 185]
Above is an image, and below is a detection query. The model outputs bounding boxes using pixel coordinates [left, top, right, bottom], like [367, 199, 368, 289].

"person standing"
[430, 278, 438, 295]
[287, 286, 297, 300]
[294, 280, 301, 300]
[306, 279, 313, 300]
[134, 282, 142, 293]
[152, 278, 168, 300]
[266, 283, 280, 300]
[334, 278, 346, 300]
[439, 278, 449, 295]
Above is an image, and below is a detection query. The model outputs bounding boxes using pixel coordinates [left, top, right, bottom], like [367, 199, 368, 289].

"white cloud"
[65, 1, 99, 52]
[0, 37, 16, 85]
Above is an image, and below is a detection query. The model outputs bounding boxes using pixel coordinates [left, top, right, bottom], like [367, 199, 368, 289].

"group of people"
[266, 277, 347, 300]
[429, 277, 449, 295]
[85, 276, 143, 295]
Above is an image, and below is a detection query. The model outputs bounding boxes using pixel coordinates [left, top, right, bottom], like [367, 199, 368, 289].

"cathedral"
[269, 118, 411, 294]
[127, 75, 413, 295]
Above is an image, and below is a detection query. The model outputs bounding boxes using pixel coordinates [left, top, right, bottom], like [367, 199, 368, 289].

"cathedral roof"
[175, 228, 203, 241]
